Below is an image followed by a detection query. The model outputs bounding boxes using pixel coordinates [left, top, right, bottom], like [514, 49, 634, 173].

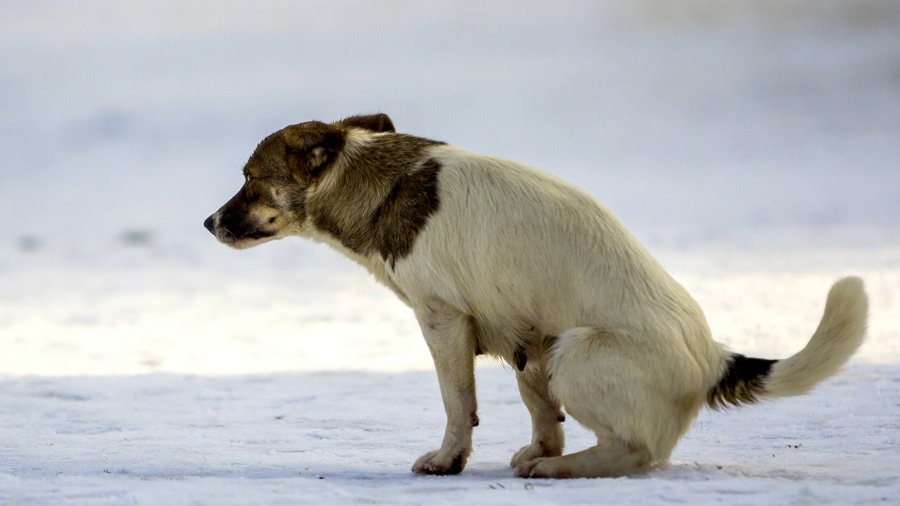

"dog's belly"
[467, 302, 567, 369]
[473, 316, 539, 356]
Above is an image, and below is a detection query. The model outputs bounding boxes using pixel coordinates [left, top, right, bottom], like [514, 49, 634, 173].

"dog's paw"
[514, 457, 571, 479]
[510, 442, 562, 468]
[412, 449, 468, 475]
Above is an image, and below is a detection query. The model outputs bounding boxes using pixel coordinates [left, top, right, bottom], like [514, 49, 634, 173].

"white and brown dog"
[204, 114, 868, 478]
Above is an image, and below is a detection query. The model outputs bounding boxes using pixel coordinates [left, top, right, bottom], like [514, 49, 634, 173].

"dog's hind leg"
[514, 430, 652, 478]
[509, 366, 565, 467]
[411, 299, 478, 475]
[513, 326, 701, 478]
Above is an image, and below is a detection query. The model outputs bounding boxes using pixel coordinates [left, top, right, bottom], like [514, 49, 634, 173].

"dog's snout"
[203, 215, 215, 233]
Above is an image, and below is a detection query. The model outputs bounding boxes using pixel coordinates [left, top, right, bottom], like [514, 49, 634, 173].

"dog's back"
[393, 143, 725, 375]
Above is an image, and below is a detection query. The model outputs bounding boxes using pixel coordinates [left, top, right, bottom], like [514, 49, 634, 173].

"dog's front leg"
[411, 299, 477, 475]
[510, 366, 565, 467]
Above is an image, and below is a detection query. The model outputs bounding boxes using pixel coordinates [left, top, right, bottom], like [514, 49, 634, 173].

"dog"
[204, 114, 868, 478]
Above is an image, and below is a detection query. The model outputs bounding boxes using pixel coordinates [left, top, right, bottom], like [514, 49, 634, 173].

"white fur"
[302, 134, 868, 478]
[765, 276, 868, 397]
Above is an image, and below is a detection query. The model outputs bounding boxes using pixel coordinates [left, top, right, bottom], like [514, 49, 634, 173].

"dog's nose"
[203, 215, 215, 233]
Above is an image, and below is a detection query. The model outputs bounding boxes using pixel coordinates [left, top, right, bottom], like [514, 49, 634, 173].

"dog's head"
[203, 114, 395, 249]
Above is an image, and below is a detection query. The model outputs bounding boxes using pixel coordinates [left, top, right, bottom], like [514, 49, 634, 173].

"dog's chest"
[369, 243, 558, 367]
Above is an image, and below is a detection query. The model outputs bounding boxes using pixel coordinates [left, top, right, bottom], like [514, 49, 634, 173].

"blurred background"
[1, 0, 899, 375]
[4, 0, 900, 246]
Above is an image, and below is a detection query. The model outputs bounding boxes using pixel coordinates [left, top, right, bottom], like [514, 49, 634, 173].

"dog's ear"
[282, 122, 345, 184]
[337, 113, 395, 133]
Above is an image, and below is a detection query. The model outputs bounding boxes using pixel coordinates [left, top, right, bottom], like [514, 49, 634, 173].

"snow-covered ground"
[2, 1, 899, 504]
[1, 364, 897, 505]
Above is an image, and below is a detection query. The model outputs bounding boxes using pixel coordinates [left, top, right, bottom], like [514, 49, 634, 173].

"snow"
[1, 366, 898, 505]
[2, 1, 899, 504]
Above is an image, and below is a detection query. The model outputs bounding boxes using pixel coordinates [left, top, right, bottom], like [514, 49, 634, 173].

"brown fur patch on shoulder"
[370, 158, 441, 268]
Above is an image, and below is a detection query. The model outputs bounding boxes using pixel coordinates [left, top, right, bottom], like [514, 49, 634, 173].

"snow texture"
[1, 366, 897, 505]
[1, 1, 899, 504]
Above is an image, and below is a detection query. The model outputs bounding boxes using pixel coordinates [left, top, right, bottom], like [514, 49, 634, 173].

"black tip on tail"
[707, 354, 777, 409]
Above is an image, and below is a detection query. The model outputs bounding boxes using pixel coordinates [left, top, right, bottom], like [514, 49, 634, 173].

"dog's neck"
[302, 128, 444, 271]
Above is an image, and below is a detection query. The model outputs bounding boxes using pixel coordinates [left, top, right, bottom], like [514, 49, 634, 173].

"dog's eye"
[244, 174, 253, 183]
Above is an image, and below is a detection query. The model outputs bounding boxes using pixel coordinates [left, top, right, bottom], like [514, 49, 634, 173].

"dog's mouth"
[209, 223, 276, 249]
[204, 212, 281, 249]
[220, 229, 278, 249]
[241, 230, 276, 241]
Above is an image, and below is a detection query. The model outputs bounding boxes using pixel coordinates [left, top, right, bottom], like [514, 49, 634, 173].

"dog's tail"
[707, 276, 868, 409]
